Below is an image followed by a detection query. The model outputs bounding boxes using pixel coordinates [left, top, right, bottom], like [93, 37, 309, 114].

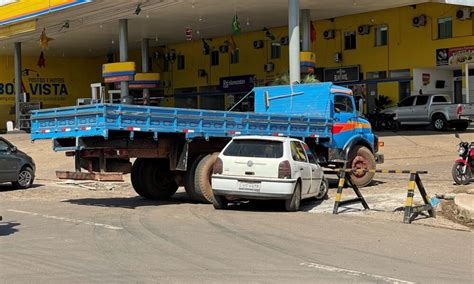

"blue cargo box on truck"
[30, 82, 382, 202]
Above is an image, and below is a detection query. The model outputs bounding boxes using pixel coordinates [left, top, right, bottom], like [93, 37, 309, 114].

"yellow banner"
[0, 0, 91, 26]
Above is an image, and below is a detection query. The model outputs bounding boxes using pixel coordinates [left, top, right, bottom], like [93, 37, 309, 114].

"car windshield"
[223, 139, 283, 158]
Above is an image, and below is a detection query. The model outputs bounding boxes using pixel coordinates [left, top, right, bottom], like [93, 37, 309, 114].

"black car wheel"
[13, 167, 34, 189]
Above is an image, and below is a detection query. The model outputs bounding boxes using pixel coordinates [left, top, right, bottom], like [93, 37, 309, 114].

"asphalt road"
[1, 193, 472, 283]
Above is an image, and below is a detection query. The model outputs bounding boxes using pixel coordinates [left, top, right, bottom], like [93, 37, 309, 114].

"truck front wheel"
[142, 159, 179, 199]
[194, 153, 219, 204]
[349, 146, 376, 187]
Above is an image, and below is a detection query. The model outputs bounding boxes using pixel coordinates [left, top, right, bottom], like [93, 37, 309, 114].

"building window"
[366, 71, 387, 80]
[177, 55, 185, 70]
[211, 50, 219, 66]
[230, 49, 240, 64]
[344, 31, 356, 50]
[271, 43, 281, 59]
[389, 69, 411, 78]
[375, 26, 388, 46]
[438, 17, 452, 39]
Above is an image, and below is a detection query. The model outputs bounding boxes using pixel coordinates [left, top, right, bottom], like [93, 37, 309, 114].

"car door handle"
[300, 168, 304, 170]
[312, 169, 315, 172]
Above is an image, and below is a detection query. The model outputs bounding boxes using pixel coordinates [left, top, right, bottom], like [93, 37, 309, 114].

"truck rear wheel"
[432, 114, 447, 131]
[349, 146, 376, 187]
[142, 159, 178, 200]
[194, 153, 219, 204]
[184, 155, 206, 202]
[131, 158, 152, 198]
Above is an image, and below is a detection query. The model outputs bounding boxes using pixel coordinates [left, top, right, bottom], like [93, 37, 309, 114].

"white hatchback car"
[211, 136, 328, 211]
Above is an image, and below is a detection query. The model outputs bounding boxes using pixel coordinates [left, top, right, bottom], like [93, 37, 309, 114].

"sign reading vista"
[0, 0, 91, 26]
[0, 77, 69, 101]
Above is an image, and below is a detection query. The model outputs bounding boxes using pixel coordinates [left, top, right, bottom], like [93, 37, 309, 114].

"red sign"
[104, 75, 134, 83]
[437, 46, 474, 66]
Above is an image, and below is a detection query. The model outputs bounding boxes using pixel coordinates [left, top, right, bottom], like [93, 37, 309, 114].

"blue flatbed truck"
[31, 83, 383, 203]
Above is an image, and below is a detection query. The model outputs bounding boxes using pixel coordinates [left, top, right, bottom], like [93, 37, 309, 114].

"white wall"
[463, 75, 474, 103]
[413, 68, 453, 97]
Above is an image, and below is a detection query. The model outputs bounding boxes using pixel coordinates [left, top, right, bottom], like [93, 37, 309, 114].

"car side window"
[0, 140, 10, 151]
[290, 141, 308, 162]
[306, 149, 318, 164]
[334, 95, 354, 113]
[415, 96, 429, 106]
[432, 96, 448, 103]
[398, 96, 415, 107]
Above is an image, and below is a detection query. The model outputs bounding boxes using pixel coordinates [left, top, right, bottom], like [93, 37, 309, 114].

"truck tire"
[193, 153, 219, 204]
[455, 121, 469, 132]
[131, 158, 152, 198]
[349, 146, 376, 187]
[184, 155, 206, 202]
[142, 159, 178, 200]
[432, 114, 447, 131]
[212, 194, 229, 210]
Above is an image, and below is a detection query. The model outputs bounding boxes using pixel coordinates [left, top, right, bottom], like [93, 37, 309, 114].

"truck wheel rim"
[435, 119, 443, 129]
[18, 171, 32, 187]
[352, 156, 368, 178]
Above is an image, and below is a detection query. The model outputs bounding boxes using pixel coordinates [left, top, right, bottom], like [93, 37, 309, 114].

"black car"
[0, 137, 35, 189]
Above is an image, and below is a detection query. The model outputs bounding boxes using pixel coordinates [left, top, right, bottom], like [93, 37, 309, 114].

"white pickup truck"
[381, 94, 474, 131]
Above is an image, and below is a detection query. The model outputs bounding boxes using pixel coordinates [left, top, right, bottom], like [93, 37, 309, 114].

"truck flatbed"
[31, 104, 333, 151]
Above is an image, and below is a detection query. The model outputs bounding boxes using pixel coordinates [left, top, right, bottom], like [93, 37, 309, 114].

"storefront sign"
[219, 75, 255, 92]
[0, 77, 69, 102]
[324, 66, 360, 83]
[436, 46, 474, 66]
[0, 0, 92, 26]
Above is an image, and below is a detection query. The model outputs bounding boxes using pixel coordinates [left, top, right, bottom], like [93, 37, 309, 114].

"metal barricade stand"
[333, 168, 435, 224]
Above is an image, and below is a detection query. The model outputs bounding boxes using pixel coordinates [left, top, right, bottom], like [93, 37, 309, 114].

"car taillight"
[213, 157, 223, 174]
[278, 160, 292, 179]
[457, 104, 463, 116]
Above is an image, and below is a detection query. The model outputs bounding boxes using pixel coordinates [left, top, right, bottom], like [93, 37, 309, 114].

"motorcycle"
[452, 133, 474, 185]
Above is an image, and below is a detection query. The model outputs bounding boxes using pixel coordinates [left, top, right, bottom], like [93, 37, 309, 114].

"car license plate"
[238, 181, 261, 191]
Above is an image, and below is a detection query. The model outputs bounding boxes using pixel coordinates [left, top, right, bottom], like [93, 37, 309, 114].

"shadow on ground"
[0, 221, 20, 236]
[0, 184, 45, 192]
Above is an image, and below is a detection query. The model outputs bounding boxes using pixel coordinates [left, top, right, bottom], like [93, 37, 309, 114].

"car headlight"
[458, 147, 466, 155]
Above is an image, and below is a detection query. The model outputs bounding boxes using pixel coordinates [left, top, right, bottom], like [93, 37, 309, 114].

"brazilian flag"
[232, 14, 241, 35]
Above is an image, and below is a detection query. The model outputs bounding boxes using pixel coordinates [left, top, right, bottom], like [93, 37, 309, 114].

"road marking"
[300, 262, 415, 284]
[7, 209, 123, 230]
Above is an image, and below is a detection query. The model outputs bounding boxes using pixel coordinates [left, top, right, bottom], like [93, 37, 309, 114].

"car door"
[0, 139, 20, 182]
[290, 141, 312, 196]
[412, 95, 430, 122]
[304, 145, 323, 197]
[396, 96, 416, 122]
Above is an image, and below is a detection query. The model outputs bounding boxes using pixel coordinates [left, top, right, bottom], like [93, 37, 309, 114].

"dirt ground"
[1, 129, 474, 231]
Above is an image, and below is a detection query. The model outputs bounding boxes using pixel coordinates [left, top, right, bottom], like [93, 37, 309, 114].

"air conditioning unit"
[198, 69, 207, 77]
[162, 80, 171, 88]
[323, 29, 335, 40]
[280, 36, 289, 46]
[456, 8, 472, 20]
[412, 15, 427, 27]
[334, 52, 342, 63]
[253, 40, 264, 49]
[357, 25, 371, 35]
[219, 45, 229, 53]
[165, 50, 176, 61]
[264, 62, 275, 72]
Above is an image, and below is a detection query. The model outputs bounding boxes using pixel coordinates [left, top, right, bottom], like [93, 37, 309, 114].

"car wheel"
[315, 178, 329, 200]
[213, 195, 229, 210]
[285, 182, 301, 212]
[432, 115, 447, 131]
[12, 167, 34, 189]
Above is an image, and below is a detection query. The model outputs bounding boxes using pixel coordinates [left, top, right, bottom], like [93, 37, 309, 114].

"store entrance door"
[454, 79, 463, 103]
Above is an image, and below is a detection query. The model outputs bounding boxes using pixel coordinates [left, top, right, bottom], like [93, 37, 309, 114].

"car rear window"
[223, 140, 283, 158]
[432, 96, 449, 103]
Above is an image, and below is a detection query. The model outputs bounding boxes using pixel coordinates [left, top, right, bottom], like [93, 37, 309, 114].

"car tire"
[349, 146, 376, 188]
[213, 194, 229, 210]
[432, 115, 447, 131]
[285, 182, 301, 212]
[455, 122, 469, 132]
[12, 166, 34, 189]
[194, 153, 219, 204]
[142, 159, 179, 200]
[131, 158, 152, 198]
[315, 178, 329, 200]
[184, 155, 206, 202]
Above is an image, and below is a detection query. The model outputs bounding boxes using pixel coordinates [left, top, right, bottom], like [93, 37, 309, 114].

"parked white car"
[211, 136, 328, 211]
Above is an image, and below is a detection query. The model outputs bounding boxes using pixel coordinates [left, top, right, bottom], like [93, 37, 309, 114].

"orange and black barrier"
[333, 168, 435, 224]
